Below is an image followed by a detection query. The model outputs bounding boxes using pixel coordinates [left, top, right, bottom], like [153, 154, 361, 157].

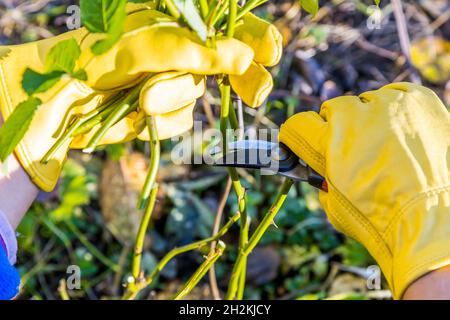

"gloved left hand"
[0, 5, 282, 193]
[75, 12, 283, 144]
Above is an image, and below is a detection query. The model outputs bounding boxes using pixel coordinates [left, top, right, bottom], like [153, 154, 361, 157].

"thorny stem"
[236, 0, 268, 20]
[162, 0, 180, 19]
[173, 241, 226, 300]
[217, 0, 268, 31]
[226, 0, 238, 37]
[40, 92, 126, 164]
[225, 178, 294, 299]
[129, 183, 159, 292]
[122, 213, 241, 300]
[219, 79, 249, 299]
[84, 101, 138, 153]
[128, 116, 160, 293]
[206, 0, 226, 30]
[219, 7, 250, 298]
[138, 116, 161, 210]
[199, 0, 209, 18]
[212, 1, 230, 29]
[83, 81, 147, 153]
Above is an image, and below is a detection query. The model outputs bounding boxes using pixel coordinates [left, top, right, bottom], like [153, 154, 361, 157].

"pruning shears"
[212, 140, 328, 192]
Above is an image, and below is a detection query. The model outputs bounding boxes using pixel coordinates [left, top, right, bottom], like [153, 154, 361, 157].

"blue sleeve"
[0, 247, 20, 300]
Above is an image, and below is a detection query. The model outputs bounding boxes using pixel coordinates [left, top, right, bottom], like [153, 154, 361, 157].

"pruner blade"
[212, 140, 328, 192]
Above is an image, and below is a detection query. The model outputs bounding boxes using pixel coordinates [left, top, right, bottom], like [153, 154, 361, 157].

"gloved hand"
[279, 82, 450, 299]
[0, 6, 282, 192]
[91, 11, 283, 142]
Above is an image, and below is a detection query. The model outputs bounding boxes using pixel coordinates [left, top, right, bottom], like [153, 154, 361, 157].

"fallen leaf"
[411, 36, 450, 84]
[100, 152, 148, 244]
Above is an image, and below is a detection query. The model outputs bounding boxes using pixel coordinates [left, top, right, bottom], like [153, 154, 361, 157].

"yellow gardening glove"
[279, 83, 450, 299]
[229, 13, 282, 108]
[70, 71, 207, 144]
[0, 7, 281, 192]
[129, 12, 283, 140]
[94, 11, 283, 141]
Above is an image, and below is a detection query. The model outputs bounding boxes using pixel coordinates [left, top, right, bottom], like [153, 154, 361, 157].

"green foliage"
[299, 0, 319, 16]
[49, 159, 91, 222]
[0, 97, 41, 161]
[74, 248, 99, 277]
[80, 0, 128, 55]
[44, 38, 82, 74]
[8, 0, 392, 300]
[336, 239, 374, 267]
[22, 69, 63, 95]
[22, 38, 85, 96]
[174, 0, 208, 42]
[165, 184, 215, 241]
[300, 0, 380, 16]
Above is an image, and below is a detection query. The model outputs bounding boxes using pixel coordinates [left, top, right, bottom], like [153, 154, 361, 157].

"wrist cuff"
[0, 209, 17, 265]
[391, 186, 450, 299]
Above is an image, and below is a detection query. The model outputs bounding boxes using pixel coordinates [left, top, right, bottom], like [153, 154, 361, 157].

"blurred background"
[1, 0, 449, 300]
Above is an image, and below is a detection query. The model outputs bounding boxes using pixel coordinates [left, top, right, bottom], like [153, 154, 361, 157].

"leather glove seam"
[72, 79, 94, 96]
[0, 63, 44, 186]
[383, 185, 450, 237]
[0, 65, 89, 189]
[328, 181, 392, 261]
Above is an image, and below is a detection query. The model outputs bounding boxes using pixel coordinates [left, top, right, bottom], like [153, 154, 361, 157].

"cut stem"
[219, 76, 249, 300]
[129, 183, 159, 292]
[41, 92, 125, 164]
[236, 0, 268, 20]
[138, 116, 160, 210]
[199, 0, 209, 18]
[163, 0, 181, 18]
[83, 83, 145, 153]
[122, 213, 240, 300]
[226, 0, 238, 37]
[173, 241, 226, 300]
[225, 178, 294, 299]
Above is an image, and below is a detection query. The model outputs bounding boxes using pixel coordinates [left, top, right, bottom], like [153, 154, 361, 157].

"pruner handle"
[306, 166, 328, 192]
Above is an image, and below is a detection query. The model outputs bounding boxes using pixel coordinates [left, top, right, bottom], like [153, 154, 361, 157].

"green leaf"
[80, 0, 127, 55]
[44, 38, 81, 74]
[374, 0, 380, 5]
[90, 31, 122, 55]
[0, 97, 42, 161]
[21, 38, 85, 95]
[173, 0, 208, 42]
[22, 68, 64, 96]
[72, 69, 88, 81]
[299, 0, 319, 16]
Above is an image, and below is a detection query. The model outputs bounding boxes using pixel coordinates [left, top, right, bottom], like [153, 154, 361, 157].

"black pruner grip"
[306, 166, 328, 192]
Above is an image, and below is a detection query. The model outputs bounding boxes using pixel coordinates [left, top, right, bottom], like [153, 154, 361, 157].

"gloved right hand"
[0, 5, 282, 192]
[279, 83, 450, 299]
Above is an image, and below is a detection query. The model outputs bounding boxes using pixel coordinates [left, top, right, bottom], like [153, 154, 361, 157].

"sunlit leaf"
[0, 97, 42, 161]
[299, 0, 319, 16]
[173, 0, 208, 42]
[44, 38, 81, 74]
[22, 69, 64, 96]
[80, 0, 127, 55]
